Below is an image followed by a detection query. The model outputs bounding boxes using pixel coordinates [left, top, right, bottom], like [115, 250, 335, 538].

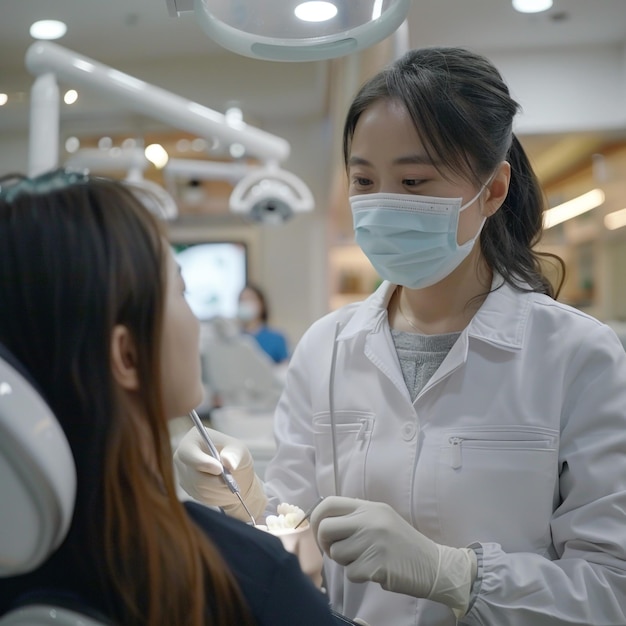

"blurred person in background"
[238, 283, 289, 364]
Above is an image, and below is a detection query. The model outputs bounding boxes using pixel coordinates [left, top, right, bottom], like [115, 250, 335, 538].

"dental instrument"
[188, 409, 257, 525]
[294, 496, 325, 529]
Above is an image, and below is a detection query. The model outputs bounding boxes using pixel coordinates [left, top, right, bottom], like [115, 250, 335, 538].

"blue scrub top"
[249, 326, 289, 363]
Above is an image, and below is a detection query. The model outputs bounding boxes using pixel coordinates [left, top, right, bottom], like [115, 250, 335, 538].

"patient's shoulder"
[184, 500, 294, 575]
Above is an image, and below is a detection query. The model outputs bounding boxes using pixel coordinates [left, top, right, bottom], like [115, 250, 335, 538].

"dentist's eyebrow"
[347, 156, 372, 167]
[347, 154, 440, 167]
[393, 153, 440, 166]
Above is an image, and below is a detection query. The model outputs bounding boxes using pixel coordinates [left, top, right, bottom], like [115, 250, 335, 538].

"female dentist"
[175, 46, 626, 625]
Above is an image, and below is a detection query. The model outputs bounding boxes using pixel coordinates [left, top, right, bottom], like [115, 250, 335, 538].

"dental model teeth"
[266, 503, 306, 530]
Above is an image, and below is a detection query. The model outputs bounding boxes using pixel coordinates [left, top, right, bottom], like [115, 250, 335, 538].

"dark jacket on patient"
[0, 501, 342, 625]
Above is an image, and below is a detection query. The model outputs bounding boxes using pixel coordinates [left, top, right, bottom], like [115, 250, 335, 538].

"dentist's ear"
[482, 161, 511, 217]
[110, 325, 139, 391]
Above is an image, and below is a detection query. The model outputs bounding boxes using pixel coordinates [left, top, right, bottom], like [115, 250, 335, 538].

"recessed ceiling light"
[225, 106, 243, 125]
[543, 188, 605, 229]
[176, 138, 191, 153]
[512, 0, 553, 13]
[229, 143, 246, 159]
[63, 89, 78, 105]
[294, 1, 338, 23]
[98, 137, 113, 151]
[65, 137, 80, 153]
[605, 207, 626, 231]
[145, 144, 169, 169]
[191, 138, 207, 152]
[29, 19, 67, 40]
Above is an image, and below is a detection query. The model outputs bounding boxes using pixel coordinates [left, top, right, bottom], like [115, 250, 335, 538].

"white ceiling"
[1, 0, 626, 184]
[1, 0, 625, 72]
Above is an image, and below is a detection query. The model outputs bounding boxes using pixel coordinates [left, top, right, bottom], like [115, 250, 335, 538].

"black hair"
[343, 46, 565, 298]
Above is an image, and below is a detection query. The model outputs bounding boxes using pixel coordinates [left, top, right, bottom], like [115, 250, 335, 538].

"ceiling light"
[229, 143, 246, 159]
[176, 138, 191, 152]
[63, 89, 78, 105]
[294, 1, 338, 22]
[225, 106, 244, 126]
[145, 144, 169, 169]
[512, 0, 553, 13]
[64, 137, 80, 153]
[30, 20, 67, 40]
[604, 208, 626, 231]
[191, 138, 207, 152]
[0, 94, 7, 106]
[543, 188, 605, 229]
[98, 137, 113, 151]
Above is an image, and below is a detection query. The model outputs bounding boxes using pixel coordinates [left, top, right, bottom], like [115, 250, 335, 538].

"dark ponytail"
[482, 135, 565, 297]
[343, 46, 565, 298]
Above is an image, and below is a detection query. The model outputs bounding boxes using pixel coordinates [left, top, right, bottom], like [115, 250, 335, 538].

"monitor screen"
[172, 241, 247, 320]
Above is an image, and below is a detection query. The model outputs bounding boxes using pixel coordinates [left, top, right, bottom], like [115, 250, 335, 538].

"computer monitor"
[172, 241, 247, 320]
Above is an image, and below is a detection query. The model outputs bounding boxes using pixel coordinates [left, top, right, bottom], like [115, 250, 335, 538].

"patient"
[0, 170, 344, 626]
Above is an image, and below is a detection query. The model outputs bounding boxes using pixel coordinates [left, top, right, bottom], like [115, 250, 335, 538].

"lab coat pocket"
[434, 425, 559, 553]
[312, 411, 375, 498]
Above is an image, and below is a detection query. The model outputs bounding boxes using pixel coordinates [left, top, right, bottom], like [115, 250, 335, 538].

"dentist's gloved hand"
[173, 426, 267, 522]
[310, 496, 477, 618]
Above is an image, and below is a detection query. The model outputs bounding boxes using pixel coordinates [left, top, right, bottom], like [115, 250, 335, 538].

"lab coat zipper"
[449, 436, 463, 469]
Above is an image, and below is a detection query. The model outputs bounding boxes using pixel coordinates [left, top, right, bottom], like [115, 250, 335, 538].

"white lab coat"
[264, 278, 626, 626]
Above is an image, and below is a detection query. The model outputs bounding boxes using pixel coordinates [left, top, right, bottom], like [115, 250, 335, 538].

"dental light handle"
[188, 410, 257, 525]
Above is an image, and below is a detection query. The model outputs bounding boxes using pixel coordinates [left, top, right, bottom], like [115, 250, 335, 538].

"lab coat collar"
[336, 281, 396, 340]
[337, 275, 530, 352]
[467, 275, 530, 351]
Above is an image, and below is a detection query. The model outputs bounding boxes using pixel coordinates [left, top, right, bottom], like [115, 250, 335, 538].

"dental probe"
[294, 496, 325, 529]
[188, 409, 257, 526]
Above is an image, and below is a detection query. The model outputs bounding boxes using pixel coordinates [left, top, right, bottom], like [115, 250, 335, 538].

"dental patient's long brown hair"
[0, 175, 255, 626]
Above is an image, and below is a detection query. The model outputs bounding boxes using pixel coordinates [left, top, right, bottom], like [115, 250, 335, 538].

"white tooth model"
[266, 503, 307, 531]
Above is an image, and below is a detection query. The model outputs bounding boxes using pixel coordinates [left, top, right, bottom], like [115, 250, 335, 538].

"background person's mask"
[350, 187, 487, 289]
[237, 301, 260, 322]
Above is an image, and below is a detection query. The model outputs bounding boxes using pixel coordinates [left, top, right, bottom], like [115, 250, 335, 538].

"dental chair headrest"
[0, 344, 76, 576]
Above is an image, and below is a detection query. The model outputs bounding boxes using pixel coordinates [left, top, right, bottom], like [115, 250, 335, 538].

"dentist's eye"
[402, 178, 424, 187]
[351, 176, 372, 188]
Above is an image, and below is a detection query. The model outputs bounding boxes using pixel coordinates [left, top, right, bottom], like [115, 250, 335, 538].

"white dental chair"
[200, 317, 284, 410]
[0, 345, 109, 625]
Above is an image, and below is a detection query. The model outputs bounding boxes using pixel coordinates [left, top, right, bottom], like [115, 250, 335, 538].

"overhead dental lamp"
[163, 158, 314, 224]
[229, 163, 314, 224]
[167, 0, 411, 62]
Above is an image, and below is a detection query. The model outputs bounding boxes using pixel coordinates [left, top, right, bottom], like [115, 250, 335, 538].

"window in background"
[173, 242, 247, 320]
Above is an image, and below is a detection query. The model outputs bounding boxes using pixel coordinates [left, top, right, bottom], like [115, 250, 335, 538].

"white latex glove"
[310, 496, 477, 618]
[173, 426, 267, 522]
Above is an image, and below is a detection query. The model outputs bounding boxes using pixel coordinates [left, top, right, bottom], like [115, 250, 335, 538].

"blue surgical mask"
[350, 187, 487, 289]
